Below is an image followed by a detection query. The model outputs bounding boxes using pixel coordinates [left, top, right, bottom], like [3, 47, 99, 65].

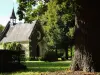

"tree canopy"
[17, 0, 100, 72]
[17, 0, 75, 50]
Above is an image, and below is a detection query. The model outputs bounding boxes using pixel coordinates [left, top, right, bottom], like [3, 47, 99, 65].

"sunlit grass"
[26, 61, 71, 67]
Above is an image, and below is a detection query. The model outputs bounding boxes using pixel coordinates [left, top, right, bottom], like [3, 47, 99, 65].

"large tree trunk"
[71, 0, 100, 72]
[65, 46, 68, 60]
[70, 46, 73, 59]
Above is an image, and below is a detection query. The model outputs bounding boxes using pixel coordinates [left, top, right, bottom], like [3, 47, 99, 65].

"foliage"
[2, 42, 22, 51]
[61, 55, 66, 61]
[68, 46, 75, 57]
[40, 0, 75, 48]
[17, 0, 75, 51]
[42, 50, 58, 61]
[2, 42, 25, 62]
[0, 24, 4, 33]
[57, 52, 64, 58]
[25, 57, 42, 61]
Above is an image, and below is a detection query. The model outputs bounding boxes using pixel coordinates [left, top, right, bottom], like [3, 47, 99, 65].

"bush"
[42, 50, 58, 62]
[36, 57, 42, 61]
[57, 52, 64, 58]
[2, 42, 22, 51]
[27, 57, 42, 61]
[2, 42, 25, 61]
[61, 55, 66, 61]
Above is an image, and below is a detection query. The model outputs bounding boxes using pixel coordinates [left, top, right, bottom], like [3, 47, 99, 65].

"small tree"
[17, 0, 75, 59]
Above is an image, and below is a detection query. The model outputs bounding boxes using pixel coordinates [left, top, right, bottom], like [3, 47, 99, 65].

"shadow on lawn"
[0, 63, 27, 73]
[0, 61, 71, 73]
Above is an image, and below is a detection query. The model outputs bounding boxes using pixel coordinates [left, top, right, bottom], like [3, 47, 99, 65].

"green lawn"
[25, 61, 71, 72]
[0, 61, 71, 75]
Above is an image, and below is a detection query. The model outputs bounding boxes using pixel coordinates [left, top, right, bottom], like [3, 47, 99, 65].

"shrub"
[42, 50, 58, 62]
[2, 42, 22, 51]
[61, 55, 66, 61]
[35, 57, 42, 61]
[57, 52, 64, 58]
[2, 42, 25, 61]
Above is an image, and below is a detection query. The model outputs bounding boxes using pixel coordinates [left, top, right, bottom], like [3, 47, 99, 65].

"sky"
[0, 0, 22, 26]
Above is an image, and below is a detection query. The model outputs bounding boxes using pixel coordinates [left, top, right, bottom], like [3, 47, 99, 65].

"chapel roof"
[0, 20, 37, 43]
[10, 8, 16, 19]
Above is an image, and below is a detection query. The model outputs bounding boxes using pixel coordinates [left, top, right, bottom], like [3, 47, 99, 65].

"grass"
[25, 61, 71, 72]
[0, 61, 71, 75]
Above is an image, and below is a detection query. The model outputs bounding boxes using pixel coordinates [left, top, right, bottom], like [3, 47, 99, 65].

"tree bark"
[70, 46, 72, 59]
[55, 45, 57, 57]
[65, 47, 68, 60]
[71, 0, 100, 72]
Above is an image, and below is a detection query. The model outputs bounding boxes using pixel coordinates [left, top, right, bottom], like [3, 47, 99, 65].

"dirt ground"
[41, 70, 98, 75]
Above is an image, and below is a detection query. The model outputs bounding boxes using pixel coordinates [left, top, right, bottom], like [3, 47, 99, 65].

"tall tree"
[71, 0, 100, 72]
[17, 0, 100, 72]
[17, 0, 75, 59]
